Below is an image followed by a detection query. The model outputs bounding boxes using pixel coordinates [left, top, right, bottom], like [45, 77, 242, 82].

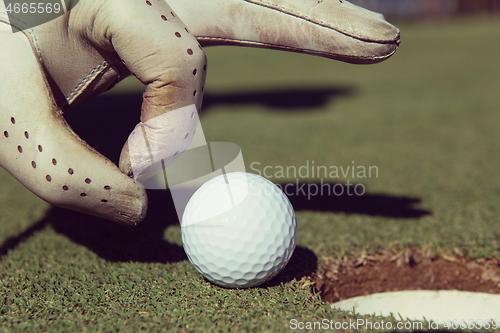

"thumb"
[0, 28, 147, 225]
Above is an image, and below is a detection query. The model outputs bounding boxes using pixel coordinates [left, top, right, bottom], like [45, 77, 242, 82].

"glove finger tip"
[111, 185, 148, 226]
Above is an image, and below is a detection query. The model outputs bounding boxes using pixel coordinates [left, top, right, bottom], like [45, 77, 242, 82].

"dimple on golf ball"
[181, 172, 297, 288]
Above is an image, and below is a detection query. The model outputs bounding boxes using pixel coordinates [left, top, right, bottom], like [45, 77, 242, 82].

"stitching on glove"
[196, 37, 394, 62]
[25, 28, 43, 66]
[66, 60, 119, 105]
[0, 14, 44, 72]
[242, 0, 390, 44]
[0, 11, 29, 33]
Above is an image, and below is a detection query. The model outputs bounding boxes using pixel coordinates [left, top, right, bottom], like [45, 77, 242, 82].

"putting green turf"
[1, 17, 500, 332]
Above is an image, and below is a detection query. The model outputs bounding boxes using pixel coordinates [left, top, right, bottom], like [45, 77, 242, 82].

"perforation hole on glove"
[2, 115, 116, 210]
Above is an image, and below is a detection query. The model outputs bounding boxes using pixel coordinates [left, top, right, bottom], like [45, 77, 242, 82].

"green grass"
[2, 17, 500, 332]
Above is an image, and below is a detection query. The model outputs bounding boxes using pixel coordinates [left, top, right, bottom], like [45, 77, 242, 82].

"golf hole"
[312, 249, 500, 322]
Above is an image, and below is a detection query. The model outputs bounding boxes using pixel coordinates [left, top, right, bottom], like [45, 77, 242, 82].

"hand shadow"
[0, 190, 186, 263]
[63, 86, 356, 164]
[202, 87, 355, 111]
[278, 181, 431, 218]
[0, 182, 427, 287]
[49, 189, 188, 263]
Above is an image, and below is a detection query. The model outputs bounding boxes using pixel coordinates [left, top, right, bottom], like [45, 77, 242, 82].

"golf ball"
[181, 172, 297, 288]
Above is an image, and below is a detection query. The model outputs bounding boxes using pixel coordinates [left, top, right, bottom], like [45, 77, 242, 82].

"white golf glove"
[0, 0, 399, 225]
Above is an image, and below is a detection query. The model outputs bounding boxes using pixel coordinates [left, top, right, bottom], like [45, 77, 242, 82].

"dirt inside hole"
[312, 249, 500, 304]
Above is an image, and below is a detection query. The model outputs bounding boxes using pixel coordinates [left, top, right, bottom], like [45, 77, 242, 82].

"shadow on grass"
[64, 86, 354, 164]
[0, 190, 317, 285]
[0, 184, 427, 287]
[262, 246, 318, 288]
[65, 93, 142, 165]
[48, 190, 187, 263]
[202, 87, 355, 111]
[0, 182, 428, 265]
[277, 182, 431, 218]
[0, 190, 185, 263]
[0, 200, 317, 286]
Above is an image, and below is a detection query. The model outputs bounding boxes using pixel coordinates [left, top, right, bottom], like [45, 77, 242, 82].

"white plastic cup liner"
[332, 290, 500, 324]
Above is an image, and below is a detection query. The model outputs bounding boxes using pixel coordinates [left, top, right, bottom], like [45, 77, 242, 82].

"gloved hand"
[0, 0, 399, 226]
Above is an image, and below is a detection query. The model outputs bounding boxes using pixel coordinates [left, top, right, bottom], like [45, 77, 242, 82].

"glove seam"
[66, 59, 120, 105]
[0, 14, 46, 95]
[0, 12, 42, 61]
[0, 11, 29, 33]
[242, 0, 392, 43]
